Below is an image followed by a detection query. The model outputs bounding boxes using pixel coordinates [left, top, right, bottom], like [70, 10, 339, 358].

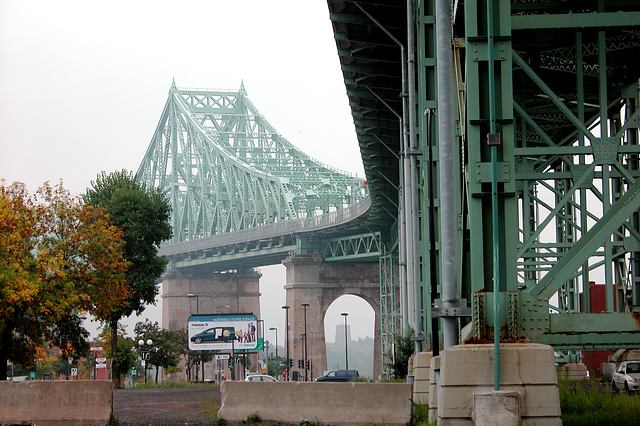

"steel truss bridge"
[137, 82, 380, 271]
[138, 0, 640, 375]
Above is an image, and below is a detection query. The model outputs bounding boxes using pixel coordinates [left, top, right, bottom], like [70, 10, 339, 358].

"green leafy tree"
[267, 356, 286, 378]
[0, 181, 129, 380]
[99, 324, 136, 384]
[174, 328, 214, 382]
[134, 320, 181, 382]
[386, 329, 415, 380]
[83, 170, 172, 386]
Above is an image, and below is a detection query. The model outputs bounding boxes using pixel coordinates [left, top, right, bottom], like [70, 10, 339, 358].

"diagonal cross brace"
[528, 176, 640, 300]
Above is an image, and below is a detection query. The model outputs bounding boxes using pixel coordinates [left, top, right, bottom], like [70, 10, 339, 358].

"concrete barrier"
[218, 381, 412, 425]
[0, 380, 112, 425]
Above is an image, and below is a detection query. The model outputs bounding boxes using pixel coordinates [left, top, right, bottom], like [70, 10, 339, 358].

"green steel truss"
[322, 232, 382, 261]
[137, 82, 368, 245]
[414, 0, 640, 350]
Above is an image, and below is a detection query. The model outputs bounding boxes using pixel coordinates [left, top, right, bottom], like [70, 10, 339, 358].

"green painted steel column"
[487, 0, 501, 391]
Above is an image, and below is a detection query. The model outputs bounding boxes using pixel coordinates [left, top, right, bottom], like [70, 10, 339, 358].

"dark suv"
[315, 370, 359, 382]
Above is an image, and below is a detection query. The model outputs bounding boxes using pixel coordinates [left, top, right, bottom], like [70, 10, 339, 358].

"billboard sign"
[188, 313, 258, 351]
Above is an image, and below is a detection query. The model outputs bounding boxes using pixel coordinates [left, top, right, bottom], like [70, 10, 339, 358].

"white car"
[612, 361, 640, 393]
[244, 374, 277, 382]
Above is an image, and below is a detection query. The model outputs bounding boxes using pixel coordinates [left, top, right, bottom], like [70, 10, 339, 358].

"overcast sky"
[0, 0, 374, 343]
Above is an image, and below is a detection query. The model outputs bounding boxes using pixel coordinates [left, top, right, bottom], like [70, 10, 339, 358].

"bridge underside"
[328, 0, 640, 358]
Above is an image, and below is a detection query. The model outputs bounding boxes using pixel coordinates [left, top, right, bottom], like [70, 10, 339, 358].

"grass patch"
[560, 379, 640, 425]
[243, 413, 261, 424]
[201, 398, 221, 418]
[134, 379, 218, 389]
[411, 403, 434, 426]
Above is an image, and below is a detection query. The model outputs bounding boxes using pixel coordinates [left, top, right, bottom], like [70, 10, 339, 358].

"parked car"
[612, 361, 640, 393]
[190, 327, 236, 344]
[245, 374, 277, 382]
[315, 370, 359, 382]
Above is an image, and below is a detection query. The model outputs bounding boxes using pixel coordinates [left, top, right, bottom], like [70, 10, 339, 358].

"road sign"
[215, 354, 230, 360]
[141, 351, 150, 360]
[90, 347, 103, 351]
[71, 368, 78, 377]
[95, 358, 107, 369]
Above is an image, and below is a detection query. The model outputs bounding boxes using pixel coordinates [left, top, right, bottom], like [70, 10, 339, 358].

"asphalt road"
[114, 387, 221, 425]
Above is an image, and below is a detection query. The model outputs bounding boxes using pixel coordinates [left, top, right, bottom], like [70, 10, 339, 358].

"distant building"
[335, 324, 351, 344]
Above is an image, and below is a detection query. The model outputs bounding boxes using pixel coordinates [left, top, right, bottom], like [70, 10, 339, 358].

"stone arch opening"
[323, 294, 375, 378]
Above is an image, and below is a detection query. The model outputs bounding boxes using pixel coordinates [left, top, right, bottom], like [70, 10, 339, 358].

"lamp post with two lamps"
[137, 339, 154, 383]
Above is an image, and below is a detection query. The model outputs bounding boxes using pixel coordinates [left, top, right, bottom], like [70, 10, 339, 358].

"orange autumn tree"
[0, 181, 129, 380]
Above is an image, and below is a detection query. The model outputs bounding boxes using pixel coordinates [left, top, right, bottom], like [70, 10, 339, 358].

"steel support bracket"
[432, 298, 472, 318]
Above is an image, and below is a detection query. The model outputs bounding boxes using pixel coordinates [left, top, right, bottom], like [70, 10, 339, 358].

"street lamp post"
[341, 313, 349, 371]
[137, 339, 154, 383]
[187, 293, 199, 314]
[302, 303, 309, 381]
[269, 327, 278, 359]
[282, 305, 290, 381]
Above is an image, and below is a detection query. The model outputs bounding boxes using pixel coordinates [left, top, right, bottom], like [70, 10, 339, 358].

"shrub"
[559, 379, 640, 425]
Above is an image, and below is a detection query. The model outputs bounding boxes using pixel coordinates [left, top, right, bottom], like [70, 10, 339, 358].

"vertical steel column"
[576, 31, 591, 313]
[486, 0, 502, 390]
[435, 0, 458, 349]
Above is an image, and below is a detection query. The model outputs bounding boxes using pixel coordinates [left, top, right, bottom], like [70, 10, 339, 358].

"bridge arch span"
[324, 294, 375, 376]
[283, 254, 381, 380]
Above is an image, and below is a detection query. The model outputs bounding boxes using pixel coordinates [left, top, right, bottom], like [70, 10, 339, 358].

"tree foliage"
[173, 328, 214, 382]
[98, 324, 137, 382]
[84, 170, 172, 317]
[0, 181, 129, 380]
[83, 170, 172, 385]
[134, 320, 181, 382]
[385, 329, 415, 379]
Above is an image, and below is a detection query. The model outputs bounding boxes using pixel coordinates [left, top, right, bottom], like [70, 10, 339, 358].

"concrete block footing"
[432, 343, 562, 425]
[412, 351, 432, 405]
[472, 391, 519, 426]
[559, 363, 589, 381]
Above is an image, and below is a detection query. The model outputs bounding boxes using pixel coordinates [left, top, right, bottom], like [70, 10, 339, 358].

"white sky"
[0, 0, 373, 343]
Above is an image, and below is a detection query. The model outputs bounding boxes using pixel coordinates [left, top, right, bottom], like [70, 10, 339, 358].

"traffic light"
[288, 358, 293, 367]
[305, 360, 310, 370]
[282, 371, 286, 380]
[298, 359, 303, 368]
[228, 359, 232, 369]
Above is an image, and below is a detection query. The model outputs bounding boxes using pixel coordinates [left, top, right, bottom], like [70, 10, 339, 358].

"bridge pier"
[283, 254, 381, 380]
[162, 267, 262, 380]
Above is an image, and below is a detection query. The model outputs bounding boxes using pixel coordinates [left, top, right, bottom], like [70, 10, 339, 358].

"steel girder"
[137, 82, 368, 245]
[451, 0, 640, 349]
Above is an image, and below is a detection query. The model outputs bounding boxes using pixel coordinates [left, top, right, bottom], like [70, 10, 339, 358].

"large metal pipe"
[435, 0, 459, 349]
[354, 2, 412, 333]
[407, 0, 423, 352]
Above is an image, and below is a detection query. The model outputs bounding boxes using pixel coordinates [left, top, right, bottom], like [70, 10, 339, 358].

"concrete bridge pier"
[283, 254, 381, 380]
[162, 267, 262, 380]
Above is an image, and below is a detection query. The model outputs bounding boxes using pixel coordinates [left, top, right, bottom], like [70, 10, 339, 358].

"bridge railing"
[159, 197, 372, 258]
